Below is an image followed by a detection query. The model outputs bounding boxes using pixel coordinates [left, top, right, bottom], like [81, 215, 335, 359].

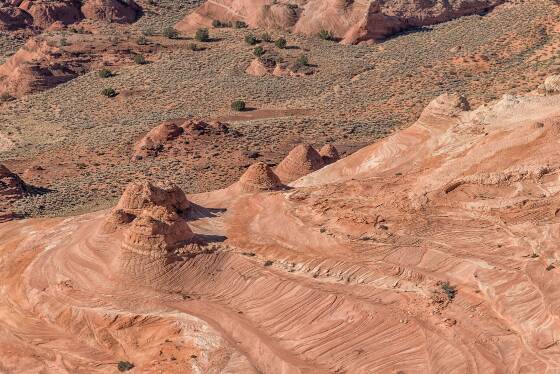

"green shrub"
[318, 29, 334, 41]
[253, 46, 265, 57]
[296, 54, 309, 66]
[274, 37, 287, 49]
[142, 27, 155, 36]
[163, 26, 179, 39]
[441, 282, 457, 300]
[212, 20, 230, 28]
[117, 361, 134, 372]
[261, 32, 272, 42]
[59, 38, 69, 47]
[101, 87, 117, 98]
[195, 28, 209, 42]
[245, 34, 258, 45]
[136, 35, 148, 45]
[231, 100, 246, 111]
[98, 68, 113, 78]
[234, 20, 248, 29]
[188, 43, 201, 51]
[133, 53, 147, 64]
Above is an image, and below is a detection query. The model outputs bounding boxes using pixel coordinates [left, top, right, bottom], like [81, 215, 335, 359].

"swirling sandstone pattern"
[2, 89, 560, 372]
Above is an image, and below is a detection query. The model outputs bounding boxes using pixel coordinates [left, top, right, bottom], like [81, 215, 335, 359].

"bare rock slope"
[177, 0, 505, 43]
[2, 85, 560, 372]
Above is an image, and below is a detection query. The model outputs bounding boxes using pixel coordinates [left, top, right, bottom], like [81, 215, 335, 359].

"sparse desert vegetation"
[0, 0, 558, 220]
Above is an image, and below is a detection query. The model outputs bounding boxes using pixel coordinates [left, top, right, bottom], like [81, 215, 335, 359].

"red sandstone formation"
[107, 180, 194, 256]
[3, 83, 560, 372]
[0, 38, 79, 97]
[0, 33, 156, 97]
[18, 0, 82, 28]
[0, 163, 28, 200]
[319, 143, 339, 165]
[177, 0, 505, 44]
[237, 162, 284, 192]
[115, 179, 190, 214]
[81, 0, 141, 24]
[133, 119, 239, 159]
[0, 6, 32, 30]
[274, 143, 325, 183]
[0, 164, 28, 223]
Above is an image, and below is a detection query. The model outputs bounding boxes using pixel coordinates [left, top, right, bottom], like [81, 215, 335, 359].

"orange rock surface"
[2, 88, 560, 372]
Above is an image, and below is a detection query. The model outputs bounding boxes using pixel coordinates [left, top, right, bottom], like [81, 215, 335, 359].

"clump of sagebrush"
[133, 53, 147, 64]
[245, 34, 258, 45]
[231, 100, 246, 111]
[296, 54, 309, 66]
[117, 361, 134, 372]
[261, 32, 272, 42]
[318, 29, 334, 41]
[253, 46, 265, 57]
[0, 92, 15, 102]
[212, 19, 231, 28]
[163, 26, 179, 39]
[101, 87, 117, 97]
[234, 20, 248, 29]
[195, 28, 209, 42]
[98, 68, 113, 78]
[136, 35, 148, 45]
[188, 43, 202, 51]
[275, 37, 287, 49]
[440, 281, 457, 300]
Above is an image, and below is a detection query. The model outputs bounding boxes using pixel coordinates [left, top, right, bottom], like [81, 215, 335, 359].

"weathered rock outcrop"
[177, 0, 505, 44]
[319, 144, 340, 165]
[81, 0, 141, 24]
[543, 75, 560, 95]
[274, 143, 325, 183]
[0, 38, 81, 97]
[238, 162, 284, 192]
[0, 6, 33, 30]
[106, 180, 194, 256]
[133, 119, 239, 159]
[0, 163, 28, 200]
[18, 0, 82, 28]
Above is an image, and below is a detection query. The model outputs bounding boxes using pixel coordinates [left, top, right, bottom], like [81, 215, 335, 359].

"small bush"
[231, 100, 246, 111]
[245, 34, 258, 45]
[275, 37, 287, 49]
[188, 43, 201, 51]
[318, 29, 334, 41]
[212, 20, 230, 28]
[117, 361, 134, 372]
[163, 26, 179, 39]
[136, 35, 148, 45]
[296, 54, 309, 66]
[253, 46, 265, 57]
[0, 92, 15, 102]
[101, 87, 117, 98]
[59, 38, 69, 47]
[142, 27, 155, 36]
[195, 28, 209, 42]
[264, 260, 273, 267]
[234, 20, 248, 29]
[261, 32, 272, 42]
[98, 68, 113, 78]
[133, 53, 147, 64]
[441, 282, 457, 300]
